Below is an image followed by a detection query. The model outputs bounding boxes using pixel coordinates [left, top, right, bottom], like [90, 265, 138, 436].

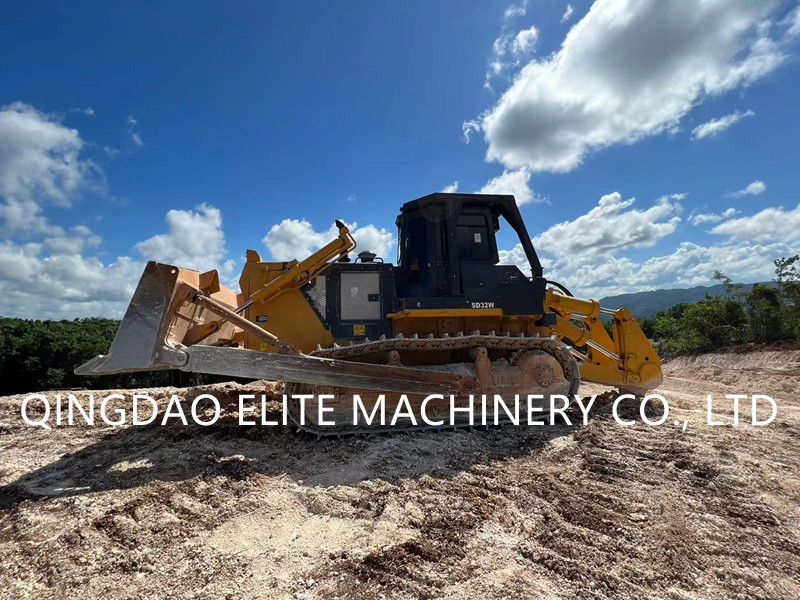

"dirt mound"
[1, 354, 799, 599]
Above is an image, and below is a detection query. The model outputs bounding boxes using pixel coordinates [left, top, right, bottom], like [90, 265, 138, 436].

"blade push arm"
[545, 289, 662, 393]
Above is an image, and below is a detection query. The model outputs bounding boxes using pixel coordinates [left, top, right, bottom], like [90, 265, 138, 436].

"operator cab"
[307, 193, 554, 343]
[393, 193, 548, 317]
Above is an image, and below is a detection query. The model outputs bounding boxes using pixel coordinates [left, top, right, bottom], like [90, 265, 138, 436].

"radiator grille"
[340, 272, 381, 320]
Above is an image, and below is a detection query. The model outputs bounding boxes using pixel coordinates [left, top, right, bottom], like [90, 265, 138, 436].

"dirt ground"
[1, 347, 799, 600]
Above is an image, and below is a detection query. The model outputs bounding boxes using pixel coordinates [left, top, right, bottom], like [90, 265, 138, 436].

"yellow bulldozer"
[77, 193, 661, 434]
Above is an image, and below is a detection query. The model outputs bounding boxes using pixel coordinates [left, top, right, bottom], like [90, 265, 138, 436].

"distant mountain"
[598, 282, 771, 318]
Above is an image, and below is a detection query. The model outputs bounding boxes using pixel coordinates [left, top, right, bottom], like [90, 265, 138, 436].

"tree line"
[636, 256, 800, 355]
[0, 317, 218, 394]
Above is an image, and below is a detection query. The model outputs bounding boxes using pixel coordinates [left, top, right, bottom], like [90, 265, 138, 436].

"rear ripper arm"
[545, 288, 662, 394]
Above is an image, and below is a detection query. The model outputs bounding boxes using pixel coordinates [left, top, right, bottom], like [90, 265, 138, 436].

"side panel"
[239, 260, 332, 353]
[325, 263, 395, 341]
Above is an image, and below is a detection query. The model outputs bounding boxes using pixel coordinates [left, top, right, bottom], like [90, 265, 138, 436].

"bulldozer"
[76, 193, 662, 434]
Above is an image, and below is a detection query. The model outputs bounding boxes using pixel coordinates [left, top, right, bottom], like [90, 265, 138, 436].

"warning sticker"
[353, 324, 366, 336]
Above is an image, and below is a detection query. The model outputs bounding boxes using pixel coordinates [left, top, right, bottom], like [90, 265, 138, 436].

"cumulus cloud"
[561, 3, 574, 23]
[71, 107, 95, 116]
[0, 202, 240, 318]
[263, 220, 395, 262]
[440, 181, 459, 193]
[477, 168, 539, 205]
[711, 203, 800, 242]
[0, 101, 141, 318]
[535, 191, 683, 256]
[469, 0, 791, 173]
[729, 180, 766, 198]
[689, 207, 737, 225]
[512, 27, 539, 55]
[0, 102, 238, 318]
[503, 237, 793, 298]
[497, 190, 797, 297]
[0, 197, 63, 236]
[626, 241, 794, 293]
[135, 204, 232, 274]
[497, 191, 698, 295]
[0, 240, 145, 319]
[691, 110, 755, 140]
[0, 102, 100, 235]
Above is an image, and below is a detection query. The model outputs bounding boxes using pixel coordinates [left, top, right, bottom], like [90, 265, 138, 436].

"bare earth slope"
[0, 347, 798, 599]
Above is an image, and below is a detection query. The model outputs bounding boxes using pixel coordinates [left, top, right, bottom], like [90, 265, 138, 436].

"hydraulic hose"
[546, 280, 574, 297]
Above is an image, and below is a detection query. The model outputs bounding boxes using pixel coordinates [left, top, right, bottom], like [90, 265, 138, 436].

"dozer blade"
[75, 261, 475, 397]
[75, 261, 241, 375]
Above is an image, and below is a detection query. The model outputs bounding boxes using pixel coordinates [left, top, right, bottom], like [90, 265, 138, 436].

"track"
[284, 332, 581, 436]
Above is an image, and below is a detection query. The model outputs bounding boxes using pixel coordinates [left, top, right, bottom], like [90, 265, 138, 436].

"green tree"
[745, 283, 782, 343]
[775, 256, 800, 339]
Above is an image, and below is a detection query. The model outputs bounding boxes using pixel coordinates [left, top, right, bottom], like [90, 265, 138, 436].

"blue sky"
[1, 0, 800, 318]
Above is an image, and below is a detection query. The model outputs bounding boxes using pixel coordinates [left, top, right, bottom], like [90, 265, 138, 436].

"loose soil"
[1, 347, 798, 599]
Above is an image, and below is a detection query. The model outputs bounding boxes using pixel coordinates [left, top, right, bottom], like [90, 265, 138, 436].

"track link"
[284, 332, 580, 436]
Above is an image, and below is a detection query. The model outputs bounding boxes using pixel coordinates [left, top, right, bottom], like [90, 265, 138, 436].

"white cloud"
[0, 102, 93, 208]
[689, 207, 737, 225]
[441, 181, 459, 193]
[497, 190, 797, 297]
[0, 101, 143, 318]
[784, 5, 800, 37]
[462, 119, 481, 143]
[0, 102, 101, 235]
[126, 115, 144, 147]
[135, 204, 231, 274]
[263, 220, 395, 262]
[0, 197, 63, 236]
[0, 201, 243, 319]
[503, 237, 793, 298]
[104, 146, 120, 158]
[498, 192, 690, 295]
[71, 224, 94, 236]
[561, 3, 574, 23]
[0, 103, 237, 318]
[535, 191, 683, 256]
[470, 0, 790, 173]
[485, 14, 539, 88]
[477, 168, 540, 205]
[504, 1, 527, 20]
[691, 109, 755, 140]
[71, 107, 95, 116]
[0, 200, 244, 319]
[512, 26, 539, 55]
[351, 224, 395, 260]
[729, 180, 766, 198]
[711, 203, 800, 243]
[627, 241, 793, 292]
[0, 240, 145, 319]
